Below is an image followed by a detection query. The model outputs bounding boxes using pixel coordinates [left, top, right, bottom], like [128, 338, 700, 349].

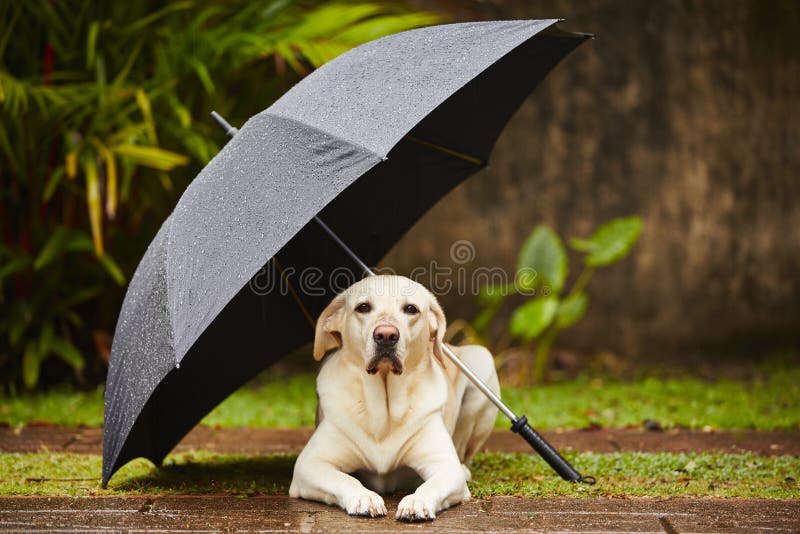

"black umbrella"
[103, 20, 593, 487]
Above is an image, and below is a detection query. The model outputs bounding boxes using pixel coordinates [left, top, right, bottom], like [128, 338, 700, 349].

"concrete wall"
[386, 0, 800, 358]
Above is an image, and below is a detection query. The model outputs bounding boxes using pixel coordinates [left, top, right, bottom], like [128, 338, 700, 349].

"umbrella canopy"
[103, 19, 588, 486]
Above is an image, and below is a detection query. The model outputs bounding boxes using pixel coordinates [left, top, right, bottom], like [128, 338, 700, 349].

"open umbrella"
[103, 19, 592, 487]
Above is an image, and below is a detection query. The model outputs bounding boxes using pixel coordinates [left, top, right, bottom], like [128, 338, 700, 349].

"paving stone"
[1, 496, 798, 532]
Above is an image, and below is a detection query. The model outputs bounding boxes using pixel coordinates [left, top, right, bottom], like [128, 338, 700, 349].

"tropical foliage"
[0, 1, 442, 390]
[471, 216, 643, 383]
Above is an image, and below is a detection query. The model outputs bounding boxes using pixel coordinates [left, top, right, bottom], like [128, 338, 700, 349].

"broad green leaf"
[517, 226, 567, 294]
[556, 293, 588, 328]
[570, 216, 643, 267]
[509, 297, 559, 342]
[569, 237, 594, 252]
[98, 253, 126, 285]
[51, 337, 85, 370]
[22, 342, 41, 389]
[112, 144, 188, 170]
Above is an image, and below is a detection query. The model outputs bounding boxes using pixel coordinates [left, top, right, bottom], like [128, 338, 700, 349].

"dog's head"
[312, 275, 446, 375]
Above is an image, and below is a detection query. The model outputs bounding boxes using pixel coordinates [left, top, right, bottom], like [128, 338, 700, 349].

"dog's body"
[289, 275, 499, 521]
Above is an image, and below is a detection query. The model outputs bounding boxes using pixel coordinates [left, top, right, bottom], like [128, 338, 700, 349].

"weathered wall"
[386, 0, 800, 358]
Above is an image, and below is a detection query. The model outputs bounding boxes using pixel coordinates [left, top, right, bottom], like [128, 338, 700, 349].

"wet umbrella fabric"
[103, 20, 588, 486]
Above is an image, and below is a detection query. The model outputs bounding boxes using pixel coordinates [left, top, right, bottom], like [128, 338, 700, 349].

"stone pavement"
[2, 427, 798, 532]
[0, 495, 798, 532]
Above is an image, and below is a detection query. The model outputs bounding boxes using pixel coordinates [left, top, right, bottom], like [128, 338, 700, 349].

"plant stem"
[569, 265, 595, 297]
[533, 326, 559, 384]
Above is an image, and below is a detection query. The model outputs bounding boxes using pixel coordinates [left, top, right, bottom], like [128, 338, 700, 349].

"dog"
[289, 275, 499, 521]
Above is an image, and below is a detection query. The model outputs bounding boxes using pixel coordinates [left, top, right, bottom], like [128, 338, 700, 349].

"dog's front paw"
[395, 494, 437, 522]
[343, 490, 386, 517]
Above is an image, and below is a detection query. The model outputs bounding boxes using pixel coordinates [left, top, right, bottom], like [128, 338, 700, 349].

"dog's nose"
[373, 324, 399, 346]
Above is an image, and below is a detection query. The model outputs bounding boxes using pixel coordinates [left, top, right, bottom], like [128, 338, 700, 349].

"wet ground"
[0, 495, 798, 532]
[3, 425, 799, 456]
[2, 427, 798, 532]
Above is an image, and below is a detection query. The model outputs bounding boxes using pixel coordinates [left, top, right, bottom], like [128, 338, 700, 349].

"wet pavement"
[2, 427, 798, 531]
[0, 495, 798, 532]
[3, 425, 799, 456]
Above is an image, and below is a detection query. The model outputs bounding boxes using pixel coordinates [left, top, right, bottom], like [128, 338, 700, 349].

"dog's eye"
[403, 304, 419, 315]
[355, 302, 371, 313]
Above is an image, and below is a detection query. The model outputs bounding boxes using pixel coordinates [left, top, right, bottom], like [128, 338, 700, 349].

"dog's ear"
[427, 294, 447, 367]
[313, 293, 346, 361]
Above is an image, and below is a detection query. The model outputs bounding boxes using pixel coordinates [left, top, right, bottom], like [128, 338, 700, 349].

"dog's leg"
[451, 345, 500, 463]
[395, 422, 469, 522]
[290, 425, 386, 517]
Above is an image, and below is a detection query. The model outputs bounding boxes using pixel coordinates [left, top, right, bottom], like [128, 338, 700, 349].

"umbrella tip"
[210, 111, 239, 138]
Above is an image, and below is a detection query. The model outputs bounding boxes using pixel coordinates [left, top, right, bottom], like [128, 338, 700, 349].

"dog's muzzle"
[367, 324, 402, 374]
[366, 351, 403, 375]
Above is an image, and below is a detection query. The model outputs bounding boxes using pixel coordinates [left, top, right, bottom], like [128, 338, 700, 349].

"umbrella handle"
[511, 415, 595, 484]
[439, 341, 594, 485]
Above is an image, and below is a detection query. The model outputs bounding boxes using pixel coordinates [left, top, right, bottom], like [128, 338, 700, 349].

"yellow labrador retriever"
[289, 275, 499, 521]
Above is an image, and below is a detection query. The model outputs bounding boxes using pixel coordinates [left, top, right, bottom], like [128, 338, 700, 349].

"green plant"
[0, 1, 442, 390]
[472, 216, 642, 383]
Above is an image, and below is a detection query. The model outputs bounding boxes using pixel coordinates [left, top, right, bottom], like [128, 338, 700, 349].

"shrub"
[0, 1, 441, 390]
[472, 216, 642, 383]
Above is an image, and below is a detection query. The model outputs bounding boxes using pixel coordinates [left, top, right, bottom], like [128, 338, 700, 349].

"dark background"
[386, 0, 800, 359]
[2, 0, 798, 390]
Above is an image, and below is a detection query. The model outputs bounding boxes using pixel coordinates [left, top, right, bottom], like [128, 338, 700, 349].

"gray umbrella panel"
[268, 19, 557, 157]
[167, 19, 563, 366]
[103, 19, 588, 486]
[167, 114, 381, 363]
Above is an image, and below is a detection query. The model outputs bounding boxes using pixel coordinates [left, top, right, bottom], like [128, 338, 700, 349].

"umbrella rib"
[403, 135, 484, 166]
[273, 257, 315, 330]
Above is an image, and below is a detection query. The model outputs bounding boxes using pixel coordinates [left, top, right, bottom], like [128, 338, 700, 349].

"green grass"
[2, 367, 799, 430]
[1, 450, 797, 499]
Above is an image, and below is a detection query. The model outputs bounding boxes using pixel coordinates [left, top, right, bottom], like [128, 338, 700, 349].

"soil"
[2, 425, 798, 456]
